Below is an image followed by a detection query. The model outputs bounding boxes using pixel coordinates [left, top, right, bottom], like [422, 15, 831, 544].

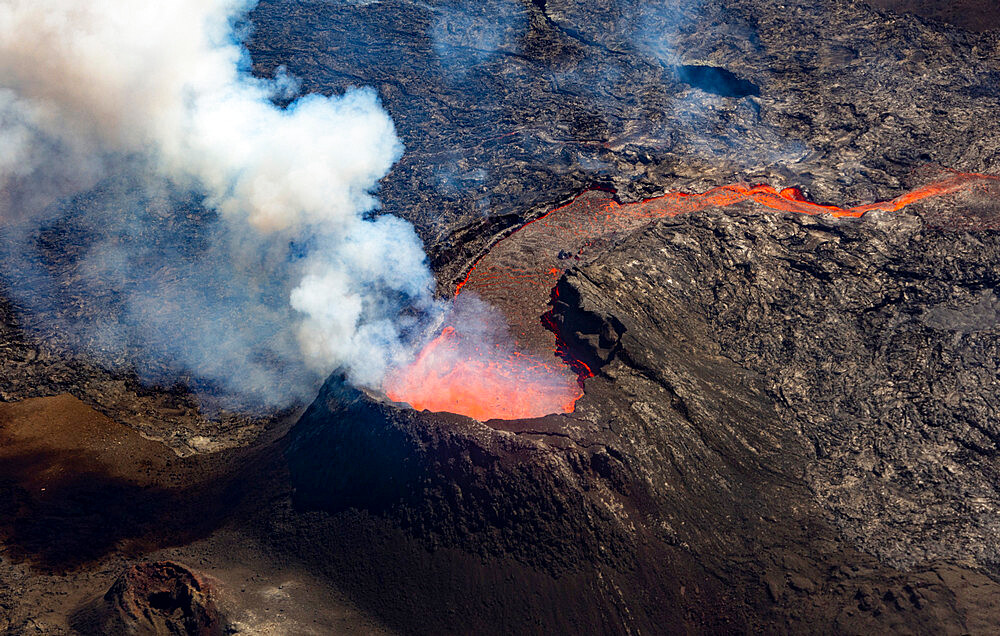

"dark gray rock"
[247, 0, 1000, 255]
[277, 187, 1000, 633]
[560, 190, 1000, 571]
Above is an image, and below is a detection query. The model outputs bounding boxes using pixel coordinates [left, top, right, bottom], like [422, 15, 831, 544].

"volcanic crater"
[4, 0, 1000, 634]
[387, 169, 1000, 422]
[284, 170, 1000, 633]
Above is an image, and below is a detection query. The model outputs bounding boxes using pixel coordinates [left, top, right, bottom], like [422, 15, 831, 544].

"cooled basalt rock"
[247, 0, 1000, 251]
[549, 194, 1000, 627]
[867, 0, 1000, 32]
[555, 188, 1000, 571]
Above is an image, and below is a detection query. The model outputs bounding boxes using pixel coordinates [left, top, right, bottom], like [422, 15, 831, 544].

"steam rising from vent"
[384, 296, 582, 421]
[0, 0, 434, 405]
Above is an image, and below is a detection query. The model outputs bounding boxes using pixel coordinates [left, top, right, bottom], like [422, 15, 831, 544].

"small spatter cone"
[102, 560, 224, 636]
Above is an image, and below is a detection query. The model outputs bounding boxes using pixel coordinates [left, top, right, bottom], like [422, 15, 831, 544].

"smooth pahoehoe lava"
[385, 170, 999, 421]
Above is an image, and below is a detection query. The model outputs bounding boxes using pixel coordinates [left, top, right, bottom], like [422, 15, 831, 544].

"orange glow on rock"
[387, 170, 998, 421]
[383, 325, 582, 421]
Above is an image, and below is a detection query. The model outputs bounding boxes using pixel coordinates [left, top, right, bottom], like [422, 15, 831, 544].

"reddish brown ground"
[0, 394, 223, 569]
[0, 394, 389, 632]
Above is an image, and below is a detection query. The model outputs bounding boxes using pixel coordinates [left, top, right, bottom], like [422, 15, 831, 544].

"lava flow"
[386, 170, 999, 421]
[382, 324, 581, 421]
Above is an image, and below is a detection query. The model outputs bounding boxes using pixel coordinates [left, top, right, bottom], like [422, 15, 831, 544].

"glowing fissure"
[386, 171, 998, 421]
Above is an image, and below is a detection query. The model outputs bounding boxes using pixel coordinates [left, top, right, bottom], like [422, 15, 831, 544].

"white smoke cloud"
[0, 0, 435, 406]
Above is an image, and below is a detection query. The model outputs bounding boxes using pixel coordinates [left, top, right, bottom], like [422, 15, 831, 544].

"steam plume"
[0, 1, 434, 406]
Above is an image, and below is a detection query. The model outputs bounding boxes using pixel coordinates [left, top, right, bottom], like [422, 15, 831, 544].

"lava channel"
[385, 169, 999, 421]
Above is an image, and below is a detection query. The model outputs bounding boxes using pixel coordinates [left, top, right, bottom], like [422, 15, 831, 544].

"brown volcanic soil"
[0, 395, 387, 634]
[0, 394, 212, 570]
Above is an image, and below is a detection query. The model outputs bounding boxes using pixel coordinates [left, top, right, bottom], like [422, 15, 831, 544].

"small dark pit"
[147, 591, 183, 614]
[674, 65, 760, 98]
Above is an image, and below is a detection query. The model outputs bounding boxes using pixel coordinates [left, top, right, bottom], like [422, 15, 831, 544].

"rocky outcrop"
[70, 561, 224, 636]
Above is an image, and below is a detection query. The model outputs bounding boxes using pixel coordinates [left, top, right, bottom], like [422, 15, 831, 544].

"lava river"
[385, 170, 999, 421]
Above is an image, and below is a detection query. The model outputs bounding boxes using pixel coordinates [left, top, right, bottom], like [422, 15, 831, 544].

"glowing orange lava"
[383, 326, 582, 421]
[387, 170, 999, 421]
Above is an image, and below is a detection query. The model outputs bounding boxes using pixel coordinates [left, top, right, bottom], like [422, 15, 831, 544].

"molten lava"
[384, 325, 581, 421]
[386, 170, 999, 421]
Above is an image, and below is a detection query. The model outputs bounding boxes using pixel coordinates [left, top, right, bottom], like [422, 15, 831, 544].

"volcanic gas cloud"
[386, 170, 999, 421]
[0, 0, 431, 407]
